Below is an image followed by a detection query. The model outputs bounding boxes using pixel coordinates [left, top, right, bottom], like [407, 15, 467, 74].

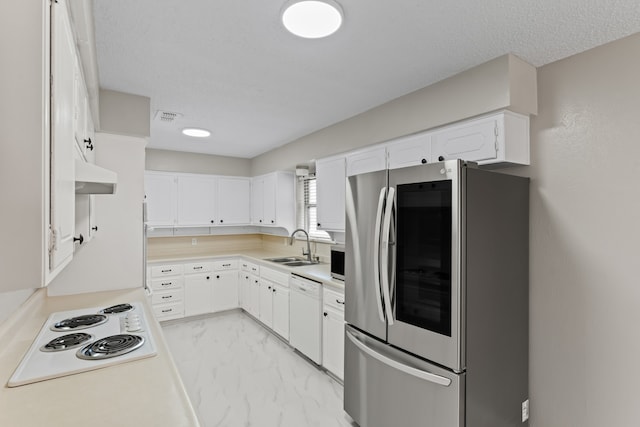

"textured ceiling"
[93, 0, 640, 158]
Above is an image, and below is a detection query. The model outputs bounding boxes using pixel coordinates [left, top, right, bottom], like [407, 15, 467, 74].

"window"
[297, 176, 332, 241]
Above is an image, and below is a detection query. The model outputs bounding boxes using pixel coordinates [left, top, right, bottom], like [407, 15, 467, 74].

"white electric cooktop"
[8, 302, 157, 387]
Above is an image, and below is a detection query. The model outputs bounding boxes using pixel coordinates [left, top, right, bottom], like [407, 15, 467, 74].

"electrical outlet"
[521, 399, 529, 422]
[191, 238, 197, 246]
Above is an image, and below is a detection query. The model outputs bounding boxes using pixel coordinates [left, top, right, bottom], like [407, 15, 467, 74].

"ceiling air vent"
[154, 110, 183, 124]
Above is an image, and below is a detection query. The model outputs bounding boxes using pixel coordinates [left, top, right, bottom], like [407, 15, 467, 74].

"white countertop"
[148, 250, 346, 292]
[0, 288, 200, 427]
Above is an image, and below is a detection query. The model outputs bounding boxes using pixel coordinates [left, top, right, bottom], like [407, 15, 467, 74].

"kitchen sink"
[264, 257, 305, 263]
[283, 260, 318, 267]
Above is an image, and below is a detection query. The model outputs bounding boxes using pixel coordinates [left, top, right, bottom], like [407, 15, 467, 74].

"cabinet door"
[323, 308, 345, 380]
[184, 274, 213, 316]
[346, 146, 387, 177]
[212, 270, 239, 312]
[73, 60, 87, 157]
[248, 275, 261, 318]
[217, 177, 250, 225]
[432, 116, 498, 162]
[177, 175, 217, 226]
[50, 0, 77, 272]
[272, 286, 290, 340]
[145, 172, 177, 226]
[84, 98, 96, 164]
[262, 174, 277, 225]
[259, 279, 274, 328]
[251, 178, 264, 225]
[316, 156, 346, 231]
[387, 132, 432, 169]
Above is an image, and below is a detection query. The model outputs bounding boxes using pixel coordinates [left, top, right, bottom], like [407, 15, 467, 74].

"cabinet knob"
[84, 138, 93, 151]
[259, 220, 262, 223]
[268, 286, 271, 290]
[438, 156, 445, 161]
[220, 219, 224, 223]
[91, 226, 98, 231]
[317, 223, 321, 227]
[323, 312, 328, 317]
[271, 220, 274, 224]
[211, 220, 215, 223]
[272, 288, 276, 293]
[206, 276, 210, 280]
[421, 158, 427, 164]
[73, 234, 84, 245]
[216, 275, 220, 279]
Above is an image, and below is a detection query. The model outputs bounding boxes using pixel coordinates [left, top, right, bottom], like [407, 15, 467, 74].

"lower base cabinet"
[323, 288, 345, 380]
[272, 284, 290, 340]
[212, 270, 239, 312]
[184, 274, 213, 316]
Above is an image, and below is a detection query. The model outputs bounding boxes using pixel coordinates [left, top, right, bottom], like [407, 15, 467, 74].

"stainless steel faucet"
[289, 228, 314, 263]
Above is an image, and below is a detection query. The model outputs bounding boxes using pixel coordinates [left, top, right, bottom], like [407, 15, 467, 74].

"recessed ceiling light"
[182, 128, 211, 138]
[282, 0, 343, 39]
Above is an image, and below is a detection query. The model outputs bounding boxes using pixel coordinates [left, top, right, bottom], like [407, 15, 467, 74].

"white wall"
[48, 133, 146, 295]
[504, 31, 640, 426]
[146, 148, 251, 176]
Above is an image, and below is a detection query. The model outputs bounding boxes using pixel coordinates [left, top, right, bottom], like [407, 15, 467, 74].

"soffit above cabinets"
[93, 0, 640, 158]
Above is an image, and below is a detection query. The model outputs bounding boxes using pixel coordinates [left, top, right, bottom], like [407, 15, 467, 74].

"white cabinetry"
[431, 111, 529, 166]
[149, 264, 184, 321]
[322, 287, 345, 380]
[346, 145, 387, 177]
[258, 266, 290, 340]
[315, 155, 346, 231]
[49, 0, 77, 274]
[144, 171, 177, 227]
[272, 284, 290, 340]
[217, 177, 251, 225]
[251, 172, 295, 230]
[259, 278, 274, 327]
[184, 261, 213, 316]
[211, 259, 239, 311]
[177, 174, 217, 226]
[387, 131, 432, 170]
[240, 261, 261, 318]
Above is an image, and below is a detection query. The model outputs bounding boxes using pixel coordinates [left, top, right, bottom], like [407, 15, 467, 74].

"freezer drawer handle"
[346, 330, 452, 387]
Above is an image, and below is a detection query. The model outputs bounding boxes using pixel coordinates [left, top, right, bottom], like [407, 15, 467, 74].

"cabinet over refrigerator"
[344, 160, 529, 427]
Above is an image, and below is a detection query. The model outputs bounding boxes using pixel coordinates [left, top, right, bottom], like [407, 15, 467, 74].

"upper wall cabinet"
[49, 0, 77, 275]
[316, 155, 346, 231]
[251, 171, 294, 231]
[144, 171, 252, 228]
[145, 171, 178, 227]
[387, 131, 432, 170]
[346, 146, 387, 177]
[177, 174, 217, 226]
[217, 177, 250, 225]
[431, 111, 529, 166]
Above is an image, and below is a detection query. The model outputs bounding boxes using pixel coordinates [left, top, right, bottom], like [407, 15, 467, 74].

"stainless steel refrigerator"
[344, 160, 529, 427]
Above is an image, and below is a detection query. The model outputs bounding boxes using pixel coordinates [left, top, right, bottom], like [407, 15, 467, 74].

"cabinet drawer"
[150, 277, 183, 291]
[261, 267, 289, 286]
[150, 264, 183, 278]
[184, 261, 212, 274]
[323, 288, 345, 312]
[152, 301, 184, 321]
[241, 261, 260, 275]
[152, 289, 184, 305]
[213, 259, 238, 271]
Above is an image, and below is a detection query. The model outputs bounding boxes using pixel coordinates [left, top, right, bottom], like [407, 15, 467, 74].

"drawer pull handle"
[193, 266, 203, 270]
[162, 295, 172, 299]
[337, 299, 345, 305]
[222, 263, 231, 267]
[161, 269, 172, 273]
[161, 282, 171, 286]
[161, 309, 173, 313]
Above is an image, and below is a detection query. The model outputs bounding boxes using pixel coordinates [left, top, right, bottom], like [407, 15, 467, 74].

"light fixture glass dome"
[282, 0, 343, 39]
[182, 128, 211, 138]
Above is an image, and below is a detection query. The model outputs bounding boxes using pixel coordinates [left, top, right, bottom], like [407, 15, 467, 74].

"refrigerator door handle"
[381, 186, 395, 325]
[372, 187, 387, 323]
[346, 329, 452, 387]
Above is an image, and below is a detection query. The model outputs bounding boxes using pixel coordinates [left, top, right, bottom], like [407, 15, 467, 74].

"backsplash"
[147, 233, 332, 263]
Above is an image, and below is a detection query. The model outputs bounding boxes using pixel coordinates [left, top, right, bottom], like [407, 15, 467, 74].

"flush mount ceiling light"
[282, 0, 343, 39]
[182, 128, 211, 138]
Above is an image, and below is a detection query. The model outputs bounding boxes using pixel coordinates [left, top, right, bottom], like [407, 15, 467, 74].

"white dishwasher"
[289, 274, 323, 365]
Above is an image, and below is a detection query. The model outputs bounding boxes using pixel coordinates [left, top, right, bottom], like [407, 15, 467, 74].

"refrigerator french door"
[344, 159, 529, 427]
[345, 161, 463, 371]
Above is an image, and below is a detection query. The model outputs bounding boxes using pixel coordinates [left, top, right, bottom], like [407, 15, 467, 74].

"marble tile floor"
[162, 311, 357, 427]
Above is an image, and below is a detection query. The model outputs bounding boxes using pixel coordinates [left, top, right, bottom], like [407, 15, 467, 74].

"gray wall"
[146, 148, 252, 176]
[99, 89, 150, 137]
[505, 31, 640, 426]
[251, 54, 537, 175]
